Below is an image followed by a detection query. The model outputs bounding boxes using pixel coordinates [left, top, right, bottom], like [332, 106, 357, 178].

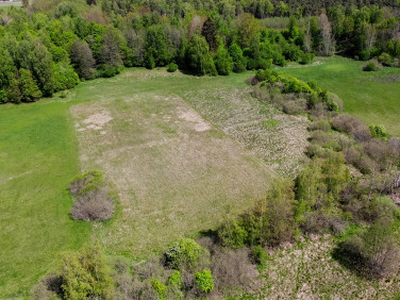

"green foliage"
[164, 238, 207, 270]
[195, 270, 214, 294]
[68, 170, 104, 195]
[186, 35, 217, 75]
[19, 68, 42, 102]
[151, 278, 167, 299]
[363, 61, 380, 71]
[60, 243, 114, 299]
[252, 245, 270, 267]
[228, 43, 247, 73]
[168, 270, 183, 290]
[167, 62, 178, 72]
[214, 44, 233, 75]
[369, 124, 388, 139]
[336, 220, 400, 278]
[218, 180, 296, 248]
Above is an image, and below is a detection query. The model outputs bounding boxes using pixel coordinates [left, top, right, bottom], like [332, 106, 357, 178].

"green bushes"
[164, 238, 208, 270]
[167, 62, 178, 72]
[34, 243, 114, 299]
[369, 124, 388, 139]
[218, 180, 295, 248]
[363, 60, 382, 71]
[195, 270, 214, 294]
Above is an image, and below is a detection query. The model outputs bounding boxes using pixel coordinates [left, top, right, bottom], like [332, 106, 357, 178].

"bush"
[150, 278, 167, 299]
[332, 115, 371, 142]
[251, 245, 269, 267]
[363, 60, 382, 71]
[309, 120, 331, 132]
[167, 62, 178, 72]
[68, 170, 104, 195]
[69, 171, 115, 221]
[164, 238, 208, 270]
[378, 52, 392, 66]
[335, 220, 400, 278]
[369, 124, 388, 139]
[211, 247, 259, 293]
[168, 270, 183, 290]
[299, 52, 314, 65]
[195, 270, 214, 294]
[71, 188, 115, 221]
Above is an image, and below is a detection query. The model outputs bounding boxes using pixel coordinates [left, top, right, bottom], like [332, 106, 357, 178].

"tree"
[99, 26, 124, 76]
[19, 68, 42, 102]
[61, 243, 114, 299]
[186, 35, 217, 75]
[228, 43, 247, 73]
[201, 18, 218, 52]
[319, 12, 335, 56]
[70, 40, 97, 79]
[145, 25, 170, 67]
[214, 43, 233, 75]
[237, 13, 260, 48]
[0, 46, 15, 103]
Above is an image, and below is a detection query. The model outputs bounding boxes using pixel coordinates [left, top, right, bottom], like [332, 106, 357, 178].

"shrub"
[335, 220, 400, 278]
[150, 278, 167, 299]
[309, 120, 331, 132]
[359, 50, 371, 61]
[332, 115, 371, 142]
[299, 52, 314, 65]
[164, 238, 208, 270]
[378, 52, 392, 66]
[282, 100, 306, 114]
[211, 247, 259, 292]
[251, 245, 269, 267]
[195, 270, 214, 294]
[167, 62, 178, 72]
[68, 170, 104, 195]
[362, 197, 400, 223]
[168, 270, 183, 290]
[218, 180, 295, 248]
[369, 124, 388, 139]
[363, 60, 381, 71]
[71, 188, 115, 221]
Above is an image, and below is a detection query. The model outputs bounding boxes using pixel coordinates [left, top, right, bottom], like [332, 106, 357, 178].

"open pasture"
[278, 56, 400, 136]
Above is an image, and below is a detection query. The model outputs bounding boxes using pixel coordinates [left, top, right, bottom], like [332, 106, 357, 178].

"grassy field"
[69, 69, 305, 257]
[4, 57, 396, 296]
[277, 56, 400, 136]
[1, 69, 294, 297]
[0, 103, 91, 298]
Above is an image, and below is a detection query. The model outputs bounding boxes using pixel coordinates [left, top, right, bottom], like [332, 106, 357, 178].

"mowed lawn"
[0, 103, 91, 298]
[277, 56, 400, 136]
[70, 69, 275, 257]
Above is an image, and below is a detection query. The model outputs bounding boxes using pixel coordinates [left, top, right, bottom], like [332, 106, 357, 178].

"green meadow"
[278, 56, 400, 136]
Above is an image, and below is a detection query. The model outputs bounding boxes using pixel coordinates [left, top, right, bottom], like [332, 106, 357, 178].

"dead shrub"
[364, 139, 399, 169]
[308, 119, 331, 132]
[30, 274, 63, 300]
[282, 100, 306, 114]
[389, 137, 400, 152]
[332, 115, 371, 142]
[247, 75, 260, 85]
[211, 247, 259, 293]
[71, 188, 115, 221]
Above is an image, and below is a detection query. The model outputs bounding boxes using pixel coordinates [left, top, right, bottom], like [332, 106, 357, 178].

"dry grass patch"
[182, 87, 309, 177]
[71, 93, 273, 256]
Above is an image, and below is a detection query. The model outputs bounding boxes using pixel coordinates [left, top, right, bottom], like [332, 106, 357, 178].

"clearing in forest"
[71, 91, 273, 256]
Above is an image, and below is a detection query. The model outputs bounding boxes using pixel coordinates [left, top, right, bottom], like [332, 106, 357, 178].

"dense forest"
[0, 0, 399, 103]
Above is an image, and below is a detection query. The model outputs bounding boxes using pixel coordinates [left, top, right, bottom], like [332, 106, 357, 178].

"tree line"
[0, 0, 399, 103]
